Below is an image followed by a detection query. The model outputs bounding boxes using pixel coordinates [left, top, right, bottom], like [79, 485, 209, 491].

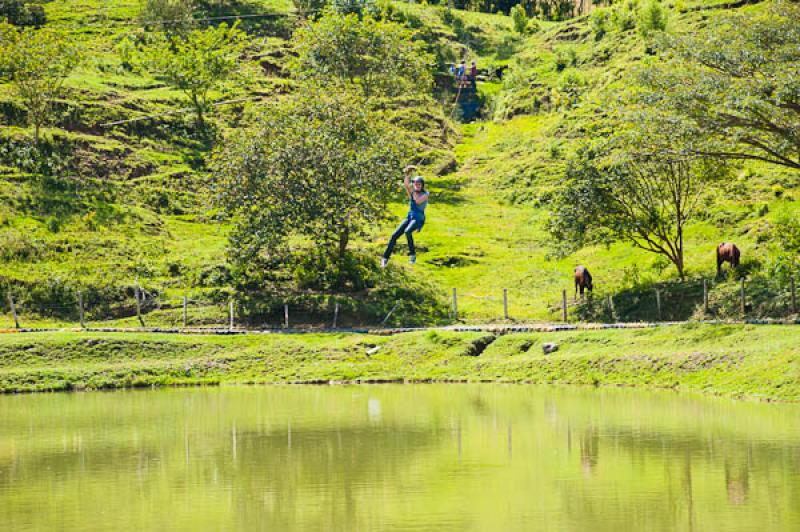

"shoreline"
[0, 324, 798, 402]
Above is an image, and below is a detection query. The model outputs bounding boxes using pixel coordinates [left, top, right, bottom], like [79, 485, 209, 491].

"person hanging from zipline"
[381, 165, 429, 267]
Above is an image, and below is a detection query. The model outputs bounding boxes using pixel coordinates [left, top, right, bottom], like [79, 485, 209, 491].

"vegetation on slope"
[0, 0, 798, 329]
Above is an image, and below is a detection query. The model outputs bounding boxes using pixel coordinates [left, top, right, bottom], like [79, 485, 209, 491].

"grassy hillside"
[1, 0, 798, 328]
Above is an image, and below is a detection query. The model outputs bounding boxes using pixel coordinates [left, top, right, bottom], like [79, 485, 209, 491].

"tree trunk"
[338, 227, 349, 259]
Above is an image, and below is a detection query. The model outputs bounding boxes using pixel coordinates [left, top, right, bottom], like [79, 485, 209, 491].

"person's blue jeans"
[383, 217, 421, 259]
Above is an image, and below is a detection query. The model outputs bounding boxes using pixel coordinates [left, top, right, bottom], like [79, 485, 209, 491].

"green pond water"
[1, 384, 799, 531]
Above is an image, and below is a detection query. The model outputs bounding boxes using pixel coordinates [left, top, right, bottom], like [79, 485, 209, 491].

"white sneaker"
[409, 255, 416, 264]
[381, 257, 388, 268]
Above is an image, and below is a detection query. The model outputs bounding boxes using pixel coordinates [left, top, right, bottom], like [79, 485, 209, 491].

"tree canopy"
[635, 1, 800, 170]
[548, 147, 723, 279]
[290, 12, 433, 99]
[0, 23, 79, 143]
[212, 91, 408, 286]
[138, 22, 247, 128]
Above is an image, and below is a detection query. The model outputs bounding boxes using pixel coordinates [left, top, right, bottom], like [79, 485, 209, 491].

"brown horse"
[716, 242, 741, 276]
[574, 266, 593, 299]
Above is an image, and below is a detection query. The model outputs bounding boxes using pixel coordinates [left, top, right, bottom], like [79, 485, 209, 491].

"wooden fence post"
[8, 295, 19, 329]
[284, 304, 289, 329]
[562, 289, 568, 323]
[655, 289, 662, 321]
[703, 279, 709, 315]
[452, 288, 458, 321]
[740, 277, 746, 316]
[503, 288, 509, 320]
[607, 294, 613, 320]
[229, 300, 234, 331]
[183, 296, 188, 328]
[332, 301, 339, 329]
[78, 291, 85, 329]
[135, 285, 145, 327]
[791, 276, 797, 315]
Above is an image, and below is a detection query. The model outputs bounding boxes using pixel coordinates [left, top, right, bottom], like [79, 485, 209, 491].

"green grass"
[0, 324, 799, 401]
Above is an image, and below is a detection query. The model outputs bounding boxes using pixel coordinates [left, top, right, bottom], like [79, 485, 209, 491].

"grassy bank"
[1, 324, 798, 401]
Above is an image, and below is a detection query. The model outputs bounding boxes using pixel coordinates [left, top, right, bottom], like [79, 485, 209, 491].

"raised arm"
[403, 174, 413, 198]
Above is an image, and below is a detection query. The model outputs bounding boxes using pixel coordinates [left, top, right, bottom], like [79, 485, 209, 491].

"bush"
[773, 207, 800, 254]
[510, 4, 528, 34]
[0, 0, 47, 26]
[0, 136, 75, 177]
[526, 17, 541, 34]
[611, 0, 638, 32]
[589, 7, 611, 39]
[638, 0, 667, 38]
[292, 0, 329, 19]
[553, 46, 577, 72]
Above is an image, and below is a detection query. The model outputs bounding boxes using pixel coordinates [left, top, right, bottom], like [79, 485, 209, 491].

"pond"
[1, 384, 799, 531]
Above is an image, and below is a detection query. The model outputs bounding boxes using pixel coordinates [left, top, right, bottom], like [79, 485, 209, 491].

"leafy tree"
[636, 1, 800, 171]
[291, 0, 329, 19]
[138, 22, 246, 128]
[0, 0, 46, 27]
[331, 0, 375, 17]
[291, 13, 433, 99]
[0, 24, 79, 144]
[211, 92, 408, 282]
[637, 0, 666, 39]
[510, 4, 528, 34]
[549, 149, 719, 279]
[139, 0, 196, 36]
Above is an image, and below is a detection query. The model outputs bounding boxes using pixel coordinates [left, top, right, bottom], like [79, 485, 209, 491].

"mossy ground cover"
[1, 323, 798, 401]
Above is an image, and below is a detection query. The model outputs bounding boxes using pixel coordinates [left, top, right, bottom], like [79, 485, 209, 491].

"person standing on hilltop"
[381, 166, 429, 267]
[469, 60, 478, 90]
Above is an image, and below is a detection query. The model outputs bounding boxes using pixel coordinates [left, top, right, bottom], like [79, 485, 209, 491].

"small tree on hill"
[510, 5, 529, 34]
[139, 22, 246, 129]
[549, 149, 720, 280]
[211, 91, 407, 283]
[0, 24, 79, 144]
[291, 12, 433, 100]
[139, 0, 196, 36]
[637, 0, 667, 39]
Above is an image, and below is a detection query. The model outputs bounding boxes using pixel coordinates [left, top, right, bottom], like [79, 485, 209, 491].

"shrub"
[0, 0, 46, 27]
[589, 7, 611, 39]
[611, 0, 638, 32]
[553, 46, 577, 72]
[510, 4, 528, 34]
[638, 0, 667, 38]
[526, 17, 541, 34]
[773, 207, 800, 254]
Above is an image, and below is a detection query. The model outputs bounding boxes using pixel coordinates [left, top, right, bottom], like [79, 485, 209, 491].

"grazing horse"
[574, 266, 593, 299]
[716, 243, 741, 276]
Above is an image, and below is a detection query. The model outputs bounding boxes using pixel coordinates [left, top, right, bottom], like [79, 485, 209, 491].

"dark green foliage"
[139, 0, 196, 36]
[0, 24, 79, 143]
[212, 91, 408, 284]
[549, 148, 721, 278]
[0, 0, 46, 27]
[637, 0, 667, 39]
[137, 22, 248, 129]
[636, 1, 800, 170]
[510, 4, 528, 33]
[290, 12, 434, 99]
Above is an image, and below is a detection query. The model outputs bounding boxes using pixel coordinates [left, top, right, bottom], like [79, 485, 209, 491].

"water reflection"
[0, 385, 798, 531]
